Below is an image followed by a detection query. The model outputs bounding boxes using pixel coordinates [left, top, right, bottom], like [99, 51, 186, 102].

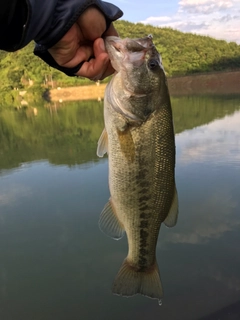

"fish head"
[105, 35, 165, 95]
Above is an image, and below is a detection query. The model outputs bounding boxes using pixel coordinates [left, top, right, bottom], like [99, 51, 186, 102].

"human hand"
[48, 6, 118, 80]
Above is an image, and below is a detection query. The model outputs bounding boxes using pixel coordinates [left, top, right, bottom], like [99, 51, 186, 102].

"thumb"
[94, 38, 107, 57]
[75, 39, 109, 79]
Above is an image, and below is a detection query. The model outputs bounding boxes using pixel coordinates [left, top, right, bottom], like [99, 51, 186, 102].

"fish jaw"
[105, 35, 164, 70]
[105, 36, 153, 72]
[105, 35, 161, 71]
[104, 35, 167, 121]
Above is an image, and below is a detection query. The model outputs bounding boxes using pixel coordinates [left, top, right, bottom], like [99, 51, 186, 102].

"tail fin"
[112, 258, 163, 300]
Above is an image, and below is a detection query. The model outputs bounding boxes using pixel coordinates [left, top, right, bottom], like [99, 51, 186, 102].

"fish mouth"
[105, 35, 154, 53]
[128, 34, 154, 50]
[105, 35, 157, 71]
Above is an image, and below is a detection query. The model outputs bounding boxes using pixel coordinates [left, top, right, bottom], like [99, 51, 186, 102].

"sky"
[112, 0, 240, 44]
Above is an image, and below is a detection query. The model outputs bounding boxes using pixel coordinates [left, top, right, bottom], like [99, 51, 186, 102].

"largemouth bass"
[97, 35, 178, 301]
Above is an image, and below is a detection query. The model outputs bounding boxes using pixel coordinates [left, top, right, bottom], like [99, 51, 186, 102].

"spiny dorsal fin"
[164, 185, 178, 228]
[97, 128, 108, 157]
[99, 199, 125, 240]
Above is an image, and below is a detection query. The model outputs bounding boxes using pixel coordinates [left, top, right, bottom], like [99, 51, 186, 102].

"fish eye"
[148, 59, 159, 70]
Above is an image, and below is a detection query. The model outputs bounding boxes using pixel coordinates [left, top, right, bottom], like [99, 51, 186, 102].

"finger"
[76, 53, 115, 80]
[75, 52, 109, 79]
[99, 63, 115, 80]
[62, 45, 93, 68]
[74, 38, 109, 79]
[50, 44, 93, 69]
[93, 38, 107, 58]
[93, 37, 116, 78]
[90, 38, 115, 79]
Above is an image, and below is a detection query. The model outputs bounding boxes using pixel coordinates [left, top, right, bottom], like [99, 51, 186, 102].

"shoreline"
[49, 83, 107, 102]
[49, 70, 240, 102]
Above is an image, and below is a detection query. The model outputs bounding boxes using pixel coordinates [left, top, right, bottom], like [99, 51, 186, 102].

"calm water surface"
[0, 94, 240, 320]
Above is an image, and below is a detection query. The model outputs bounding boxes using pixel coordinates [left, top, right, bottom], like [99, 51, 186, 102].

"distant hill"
[0, 19, 240, 94]
[115, 20, 240, 76]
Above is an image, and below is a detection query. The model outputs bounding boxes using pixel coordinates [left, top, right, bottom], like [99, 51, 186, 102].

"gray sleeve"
[24, 0, 123, 48]
[0, 0, 122, 52]
[0, 0, 28, 51]
[31, 0, 123, 76]
[0, 0, 123, 75]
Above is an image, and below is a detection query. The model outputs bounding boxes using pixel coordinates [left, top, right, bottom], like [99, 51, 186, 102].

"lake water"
[0, 93, 240, 320]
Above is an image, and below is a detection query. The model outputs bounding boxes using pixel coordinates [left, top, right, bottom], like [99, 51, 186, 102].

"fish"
[97, 35, 178, 301]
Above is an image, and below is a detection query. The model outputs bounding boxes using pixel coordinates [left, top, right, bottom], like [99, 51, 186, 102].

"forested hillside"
[0, 20, 240, 96]
[115, 21, 240, 75]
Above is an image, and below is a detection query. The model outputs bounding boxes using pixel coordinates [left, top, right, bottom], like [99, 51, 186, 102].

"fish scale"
[97, 35, 178, 301]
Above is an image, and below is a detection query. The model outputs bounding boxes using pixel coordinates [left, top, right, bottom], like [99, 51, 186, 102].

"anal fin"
[99, 199, 125, 240]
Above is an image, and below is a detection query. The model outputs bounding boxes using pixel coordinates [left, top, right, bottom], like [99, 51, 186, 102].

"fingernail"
[100, 40, 106, 52]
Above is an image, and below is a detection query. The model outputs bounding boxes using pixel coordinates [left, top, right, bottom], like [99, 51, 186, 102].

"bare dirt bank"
[168, 70, 240, 95]
[49, 70, 240, 102]
[50, 83, 106, 102]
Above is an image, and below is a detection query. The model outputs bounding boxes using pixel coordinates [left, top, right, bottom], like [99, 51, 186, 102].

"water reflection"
[177, 110, 240, 166]
[1, 95, 240, 170]
[165, 109, 240, 246]
[0, 94, 240, 320]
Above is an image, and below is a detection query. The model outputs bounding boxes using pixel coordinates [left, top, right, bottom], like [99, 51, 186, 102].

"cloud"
[176, 110, 240, 165]
[156, 110, 240, 246]
[0, 184, 32, 207]
[169, 21, 209, 33]
[140, 0, 240, 43]
[218, 14, 240, 23]
[160, 185, 239, 246]
[144, 16, 172, 23]
[179, 0, 233, 15]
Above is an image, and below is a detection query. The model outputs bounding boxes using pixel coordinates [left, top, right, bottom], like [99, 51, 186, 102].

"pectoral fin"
[164, 185, 178, 228]
[99, 199, 125, 240]
[97, 128, 108, 157]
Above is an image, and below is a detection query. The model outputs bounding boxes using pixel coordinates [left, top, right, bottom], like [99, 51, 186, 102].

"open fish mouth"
[105, 35, 161, 71]
[128, 34, 154, 50]
[106, 34, 154, 53]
